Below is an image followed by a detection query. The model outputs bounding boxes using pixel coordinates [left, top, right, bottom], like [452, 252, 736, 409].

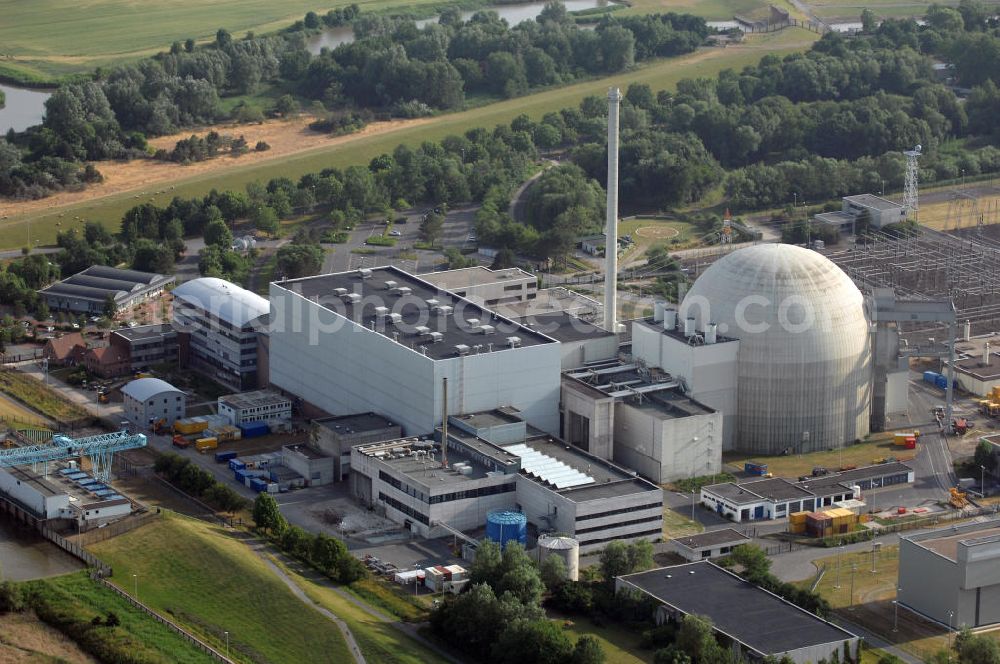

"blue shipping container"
[229, 459, 246, 471]
[744, 462, 767, 476]
[215, 450, 238, 463]
[269, 470, 278, 482]
[235, 469, 247, 483]
[923, 371, 940, 384]
[250, 478, 268, 493]
[934, 374, 948, 389]
[238, 421, 269, 438]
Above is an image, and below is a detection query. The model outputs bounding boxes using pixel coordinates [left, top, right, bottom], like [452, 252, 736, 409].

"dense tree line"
[303, 10, 705, 110]
[252, 493, 366, 583]
[154, 452, 247, 512]
[1, 6, 706, 201]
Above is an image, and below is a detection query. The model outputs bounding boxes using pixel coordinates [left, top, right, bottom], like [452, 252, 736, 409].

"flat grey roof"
[844, 194, 904, 212]
[620, 562, 856, 656]
[497, 288, 600, 320]
[283, 444, 329, 460]
[219, 390, 290, 411]
[518, 311, 614, 343]
[815, 211, 856, 226]
[560, 476, 660, 501]
[794, 462, 913, 493]
[112, 324, 176, 341]
[315, 412, 399, 434]
[953, 356, 1000, 380]
[903, 519, 1000, 561]
[673, 528, 751, 550]
[704, 482, 765, 505]
[418, 266, 534, 289]
[276, 266, 555, 360]
[451, 408, 523, 429]
[635, 318, 738, 345]
[564, 361, 715, 419]
[740, 478, 814, 502]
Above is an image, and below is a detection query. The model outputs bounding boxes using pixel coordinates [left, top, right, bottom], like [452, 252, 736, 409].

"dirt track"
[0, 115, 431, 218]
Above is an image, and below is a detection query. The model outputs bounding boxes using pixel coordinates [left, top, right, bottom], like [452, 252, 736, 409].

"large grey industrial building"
[898, 519, 1000, 629]
[268, 266, 564, 435]
[618, 561, 859, 664]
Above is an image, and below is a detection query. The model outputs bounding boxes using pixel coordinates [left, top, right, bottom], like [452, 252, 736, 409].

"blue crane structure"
[0, 430, 147, 482]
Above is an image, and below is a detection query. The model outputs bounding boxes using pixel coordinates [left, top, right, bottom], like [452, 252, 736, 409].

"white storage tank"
[537, 534, 580, 581]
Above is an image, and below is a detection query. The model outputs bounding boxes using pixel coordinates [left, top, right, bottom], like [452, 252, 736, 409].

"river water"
[0, 83, 50, 135]
[306, 0, 612, 54]
[0, 518, 83, 581]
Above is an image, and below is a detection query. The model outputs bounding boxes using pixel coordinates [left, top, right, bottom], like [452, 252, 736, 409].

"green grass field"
[722, 432, 916, 478]
[557, 615, 655, 664]
[3, 28, 816, 251]
[89, 513, 353, 663]
[23, 571, 216, 663]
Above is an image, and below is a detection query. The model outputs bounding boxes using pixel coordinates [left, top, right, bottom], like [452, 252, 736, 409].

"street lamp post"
[835, 542, 843, 589]
[849, 564, 857, 611]
[982, 465, 987, 497]
[132, 574, 138, 599]
[224, 631, 229, 658]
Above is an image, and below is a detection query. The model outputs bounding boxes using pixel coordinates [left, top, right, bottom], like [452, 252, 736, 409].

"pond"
[0, 83, 51, 134]
[0, 518, 84, 581]
[306, 0, 614, 54]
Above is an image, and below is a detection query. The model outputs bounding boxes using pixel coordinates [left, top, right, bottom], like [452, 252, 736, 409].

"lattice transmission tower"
[903, 144, 922, 220]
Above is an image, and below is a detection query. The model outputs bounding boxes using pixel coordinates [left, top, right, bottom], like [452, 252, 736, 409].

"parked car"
[389, 230, 402, 237]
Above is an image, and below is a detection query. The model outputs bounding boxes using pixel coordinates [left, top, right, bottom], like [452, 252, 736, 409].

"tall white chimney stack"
[604, 87, 621, 333]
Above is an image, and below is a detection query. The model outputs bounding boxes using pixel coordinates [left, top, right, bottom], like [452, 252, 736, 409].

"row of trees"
[252, 493, 366, 583]
[154, 452, 247, 512]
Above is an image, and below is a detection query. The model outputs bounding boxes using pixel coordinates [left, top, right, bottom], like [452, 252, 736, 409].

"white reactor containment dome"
[680, 244, 871, 454]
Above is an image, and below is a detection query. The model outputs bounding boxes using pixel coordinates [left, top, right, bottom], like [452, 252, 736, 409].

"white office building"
[218, 390, 292, 426]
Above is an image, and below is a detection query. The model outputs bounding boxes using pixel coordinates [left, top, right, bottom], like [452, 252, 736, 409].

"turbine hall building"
[268, 266, 563, 436]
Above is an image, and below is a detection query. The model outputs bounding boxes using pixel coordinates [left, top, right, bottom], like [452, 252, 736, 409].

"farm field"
[0, 27, 817, 251]
[89, 513, 353, 664]
[0, 0, 465, 82]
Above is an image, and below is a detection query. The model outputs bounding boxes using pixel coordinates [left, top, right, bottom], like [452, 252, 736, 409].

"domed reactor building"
[631, 243, 873, 455]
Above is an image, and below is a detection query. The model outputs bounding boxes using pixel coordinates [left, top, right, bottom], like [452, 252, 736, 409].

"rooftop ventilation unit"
[507, 336, 521, 348]
[455, 344, 470, 356]
[388, 312, 403, 324]
[343, 293, 361, 304]
[480, 325, 495, 335]
[414, 325, 431, 336]
[357, 268, 373, 279]
[435, 305, 453, 316]
[429, 331, 444, 343]
[333, 287, 348, 297]
[426, 298, 440, 308]
[384, 280, 397, 290]
[467, 319, 480, 327]
[391, 286, 412, 297]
